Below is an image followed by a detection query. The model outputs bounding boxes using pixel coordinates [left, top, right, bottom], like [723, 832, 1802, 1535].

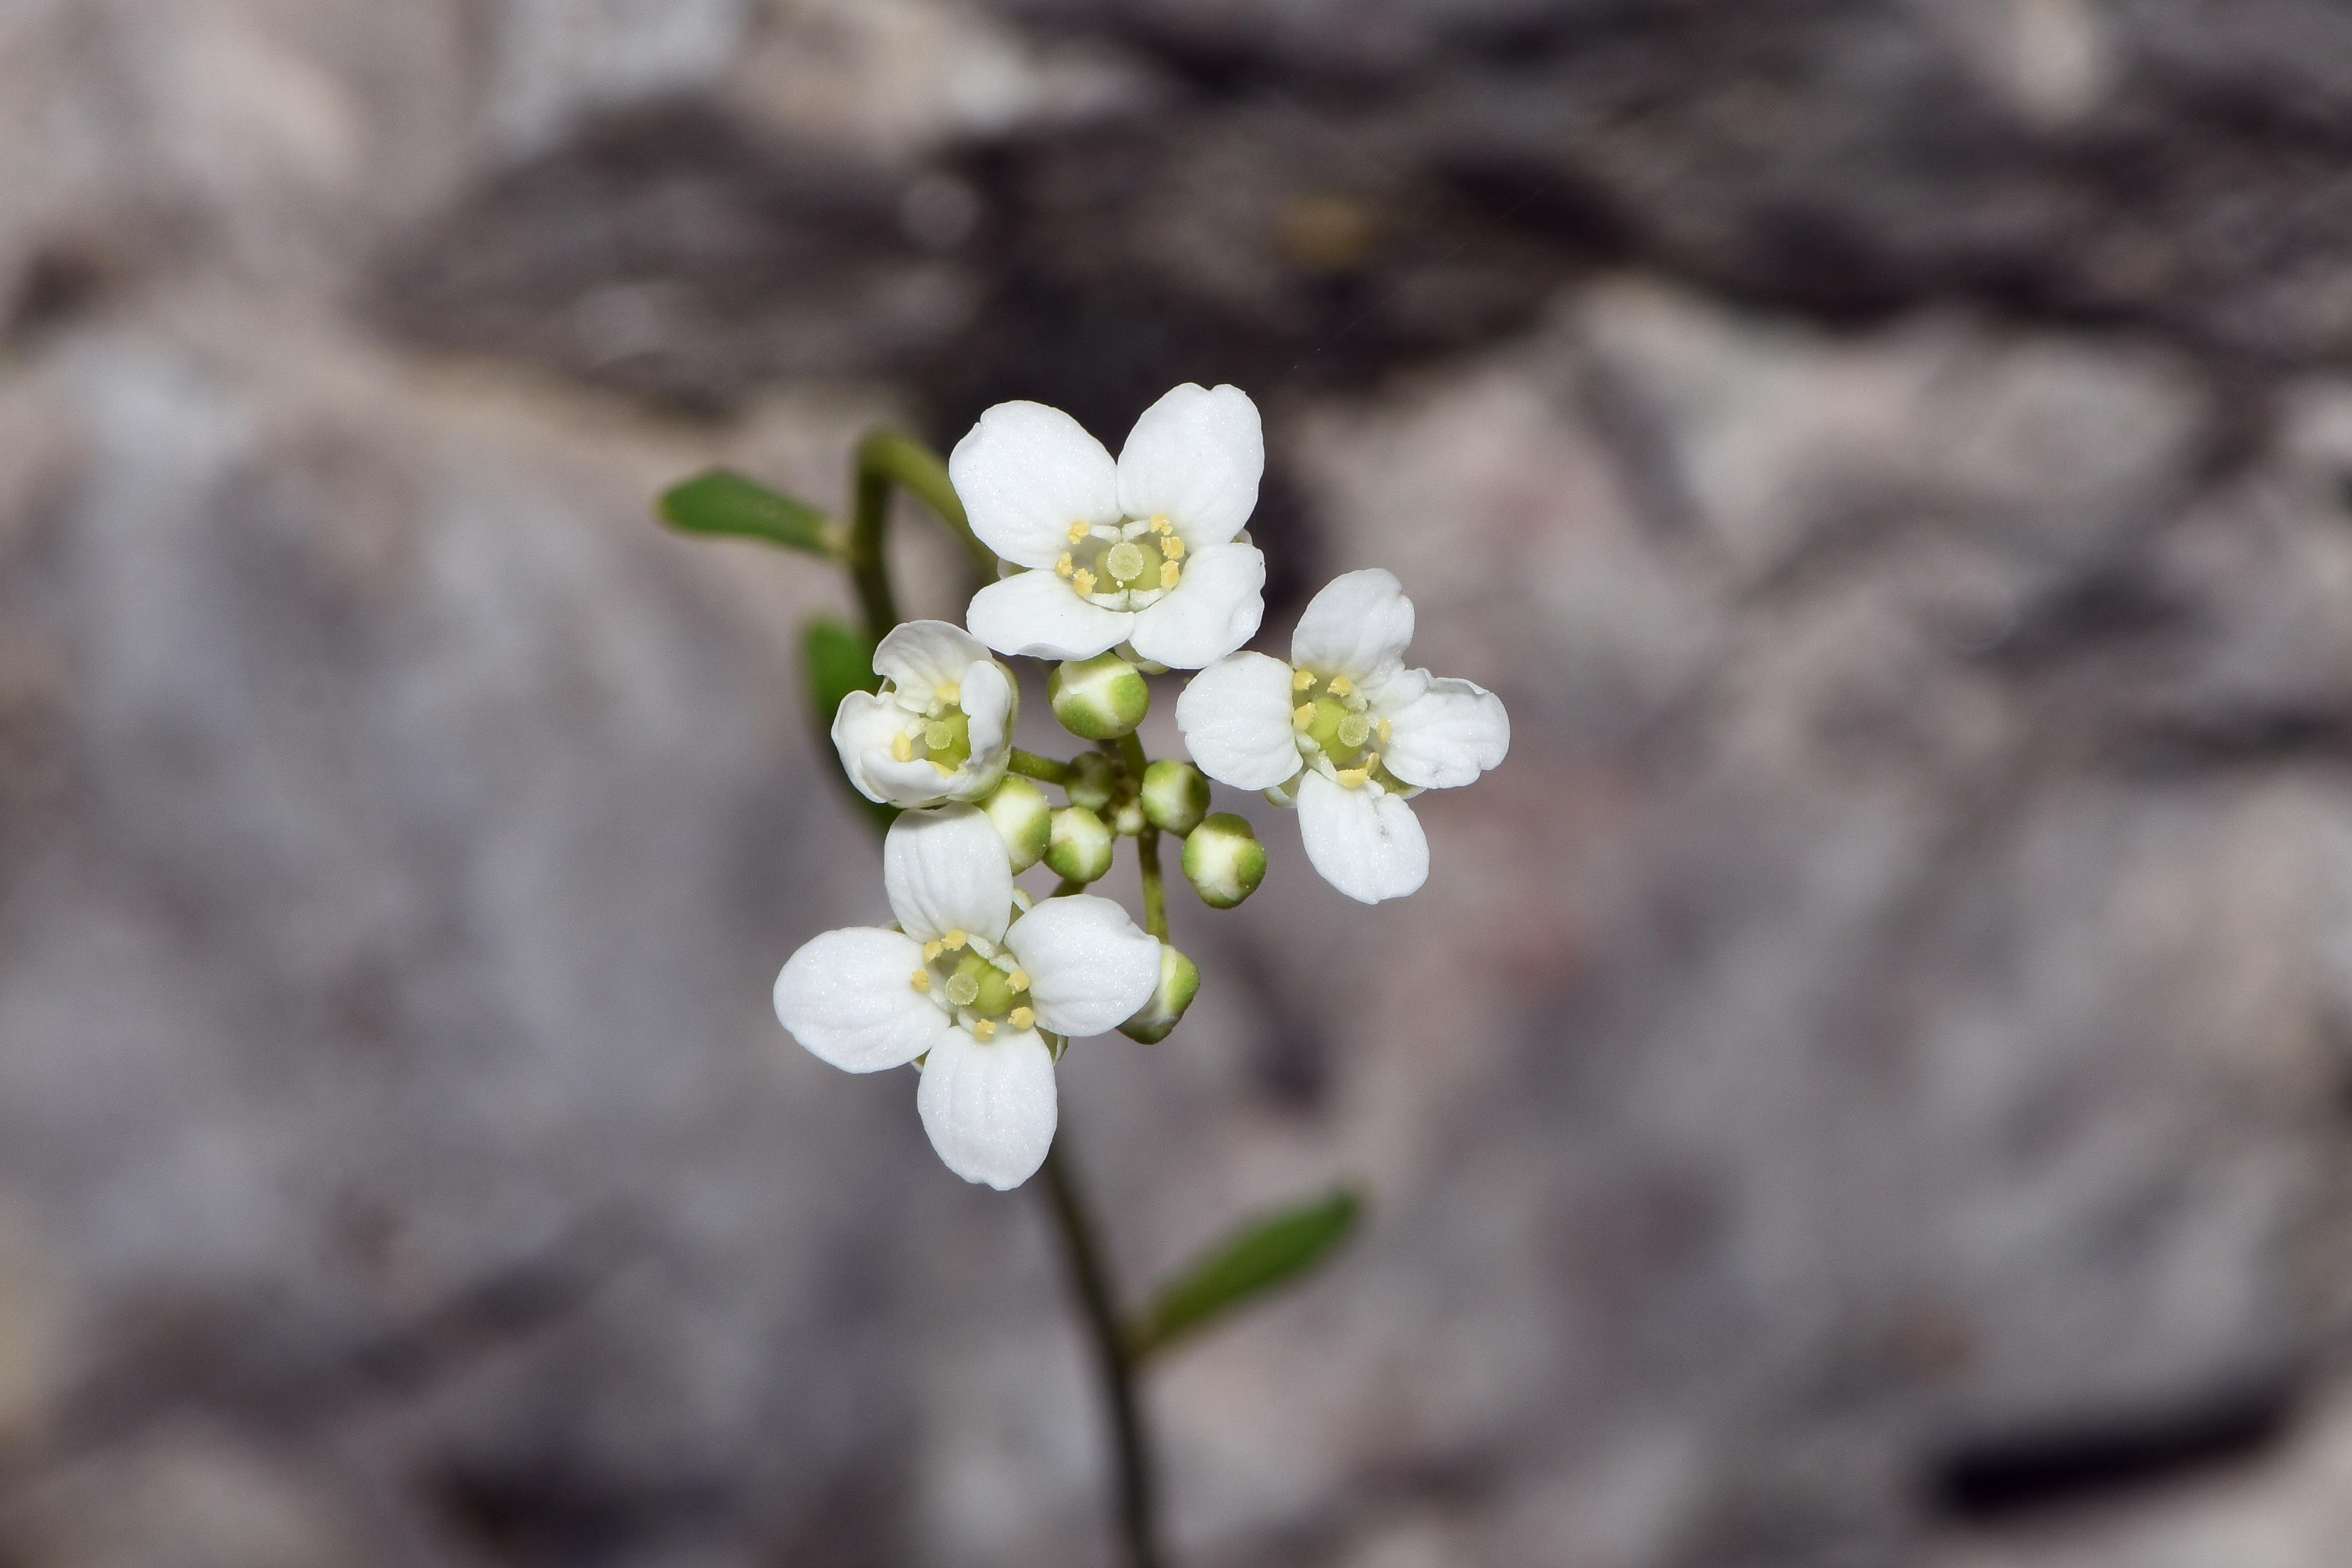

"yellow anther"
[1159, 560, 1181, 589]
[936, 683, 960, 705]
[942, 929, 967, 950]
[1377, 717, 1393, 744]
[909, 969, 931, 992]
[1008, 1006, 1035, 1031]
[972, 1018, 998, 1041]
[1161, 534, 1185, 560]
[1149, 515, 1172, 534]
[1007, 969, 1030, 991]
[1293, 668, 1315, 691]
[923, 940, 944, 961]
[1294, 703, 1316, 729]
[1069, 520, 1091, 542]
[891, 732, 915, 762]
[1328, 675, 1354, 698]
[1055, 552, 1074, 577]
[1071, 568, 1097, 595]
[1335, 767, 1370, 789]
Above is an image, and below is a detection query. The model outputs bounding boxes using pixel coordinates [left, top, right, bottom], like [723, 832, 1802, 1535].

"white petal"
[830, 690, 912, 805]
[774, 927, 955, 1071]
[1115, 383, 1263, 548]
[949, 401, 1120, 568]
[1290, 568, 1415, 688]
[1005, 895, 1163, 1037]
[861, 755, 962, 808]
[1381, 676, 1510, 789]
[1296, 771, 1428, 904]
[966, 570, 1134, 661]
[1174, 652, 1302, 791]
[959, 658, 1016, 766]
[874, 619, 991, 694]
[884, 804, 1014, 944]
[1126, 541, 1265, 670]
[917, 1026, 1058, 1190]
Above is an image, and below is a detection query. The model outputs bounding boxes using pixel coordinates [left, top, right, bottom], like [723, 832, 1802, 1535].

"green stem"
[1135, 828, 1168, 940]
[857, 430, 998, 584]
[1052, 877, 1089, 898]
[1116, 731, 1150, 782]
[846, 456, 900, 644]
[1042, 1135, 1165, 1568]
[1010, 749, 1074, 786]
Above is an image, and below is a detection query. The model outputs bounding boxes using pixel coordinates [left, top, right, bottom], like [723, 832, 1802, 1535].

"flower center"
[887, 681, 975, 775]
[908, 928, 1035, 1040]
[1290, 669, 1402, 791]
[1054, 515, 1186, 610]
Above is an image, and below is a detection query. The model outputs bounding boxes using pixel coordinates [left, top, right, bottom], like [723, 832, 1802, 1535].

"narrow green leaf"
[803, 619, 897, 836]
[1128, 1188, 1362, 1362]
[659, 469, 837, 556]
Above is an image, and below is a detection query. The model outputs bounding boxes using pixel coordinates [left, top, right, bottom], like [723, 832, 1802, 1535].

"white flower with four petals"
[1176, 569, 1510, 905]
[954, 384, 1268, 670]
[830, 620, 1017, 808]
[773, 804, 1162, 1189]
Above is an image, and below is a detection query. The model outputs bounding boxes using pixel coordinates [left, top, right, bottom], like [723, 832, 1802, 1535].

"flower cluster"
[775, 385, 1509, 1188]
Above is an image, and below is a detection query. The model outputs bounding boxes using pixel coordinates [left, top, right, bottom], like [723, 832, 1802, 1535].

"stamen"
[1161, 534, 1185, 559]
[1377, 717, 1393, 744]
[1335, 767, 1370, 789]
[1293, 668, 1315, 692]
[1071, 568, 1097, 595]
[909, 969, 931, 992]
[972, 1018, 998, 1041]
[1068, 520, 1091, 542]
[1158, 560, 1181, 589]
[942, 929, 967, 949]
[1294, 703, 1316, 729]
[1008, 1006, 1035, 1031]
[1328, 675, 1354, 698]
[891, 733, 915, 762]
[935, 683, 960, 705]
[1149, 515, 1172, 534]
[1055, 553, 1074, 577]
[923, 940, 944, 961]
[1007, 969, 1030, 991]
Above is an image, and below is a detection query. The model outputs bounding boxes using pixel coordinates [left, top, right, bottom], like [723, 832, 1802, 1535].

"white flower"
[952, 384, 1269, 670]
[773, 805, 1162, 1189]
[830, 621, 1017, 808]
[1175, 569, 1509, 905]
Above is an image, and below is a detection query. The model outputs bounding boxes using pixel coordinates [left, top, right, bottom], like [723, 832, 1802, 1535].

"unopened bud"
[1119, 945, 1200, 1044]
[1112, 796, 1146, 837]
[1065, 751, 1118, 812]
[1049, 653, 1150, 740]
[1181, 812, 1265, 908]
[1045, 805, 1114, 884]
[982, 777, 1052, 872]
[1140, 760, 1210, 835]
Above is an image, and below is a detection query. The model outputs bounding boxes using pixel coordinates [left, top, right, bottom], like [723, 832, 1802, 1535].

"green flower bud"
[1140, 760, 1211, 835]
[1049, 653, 1150, 740]
[981, 776, 1052, 872]
[1119, 945, 1200, 1044]
[1112, 796, 1146, 837]
[1065, 751, 1118, 812]
[1181, 812, 1265, 908]
[1045, 805, 1114, 884]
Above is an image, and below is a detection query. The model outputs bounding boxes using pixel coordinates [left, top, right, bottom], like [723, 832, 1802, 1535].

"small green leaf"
[659, 470, 837, 556]
[1127, 1187, 1362, 1362]
[803, 619, 896, 835]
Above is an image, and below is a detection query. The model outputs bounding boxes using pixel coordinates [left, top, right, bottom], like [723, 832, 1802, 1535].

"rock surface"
[1, 2, 2351, 1566]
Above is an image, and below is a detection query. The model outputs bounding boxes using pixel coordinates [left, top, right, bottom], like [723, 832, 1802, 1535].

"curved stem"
[1135, 829, 1168, 940]
[846, 454, 900, 645]
[856, 430, 998, 584]
[1042, 1135, 1165, 1568]
[1051, 877, 1089, 898]
[1010, 748, 1074, 786]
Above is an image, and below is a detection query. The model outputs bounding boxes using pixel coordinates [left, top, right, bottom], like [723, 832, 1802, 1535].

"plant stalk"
[1136, 828, 1168, 940]
[1042, 1134, 1165, 1568]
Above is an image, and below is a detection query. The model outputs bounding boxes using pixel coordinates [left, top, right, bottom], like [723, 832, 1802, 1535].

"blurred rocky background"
[4, 0, 2352, 1564]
